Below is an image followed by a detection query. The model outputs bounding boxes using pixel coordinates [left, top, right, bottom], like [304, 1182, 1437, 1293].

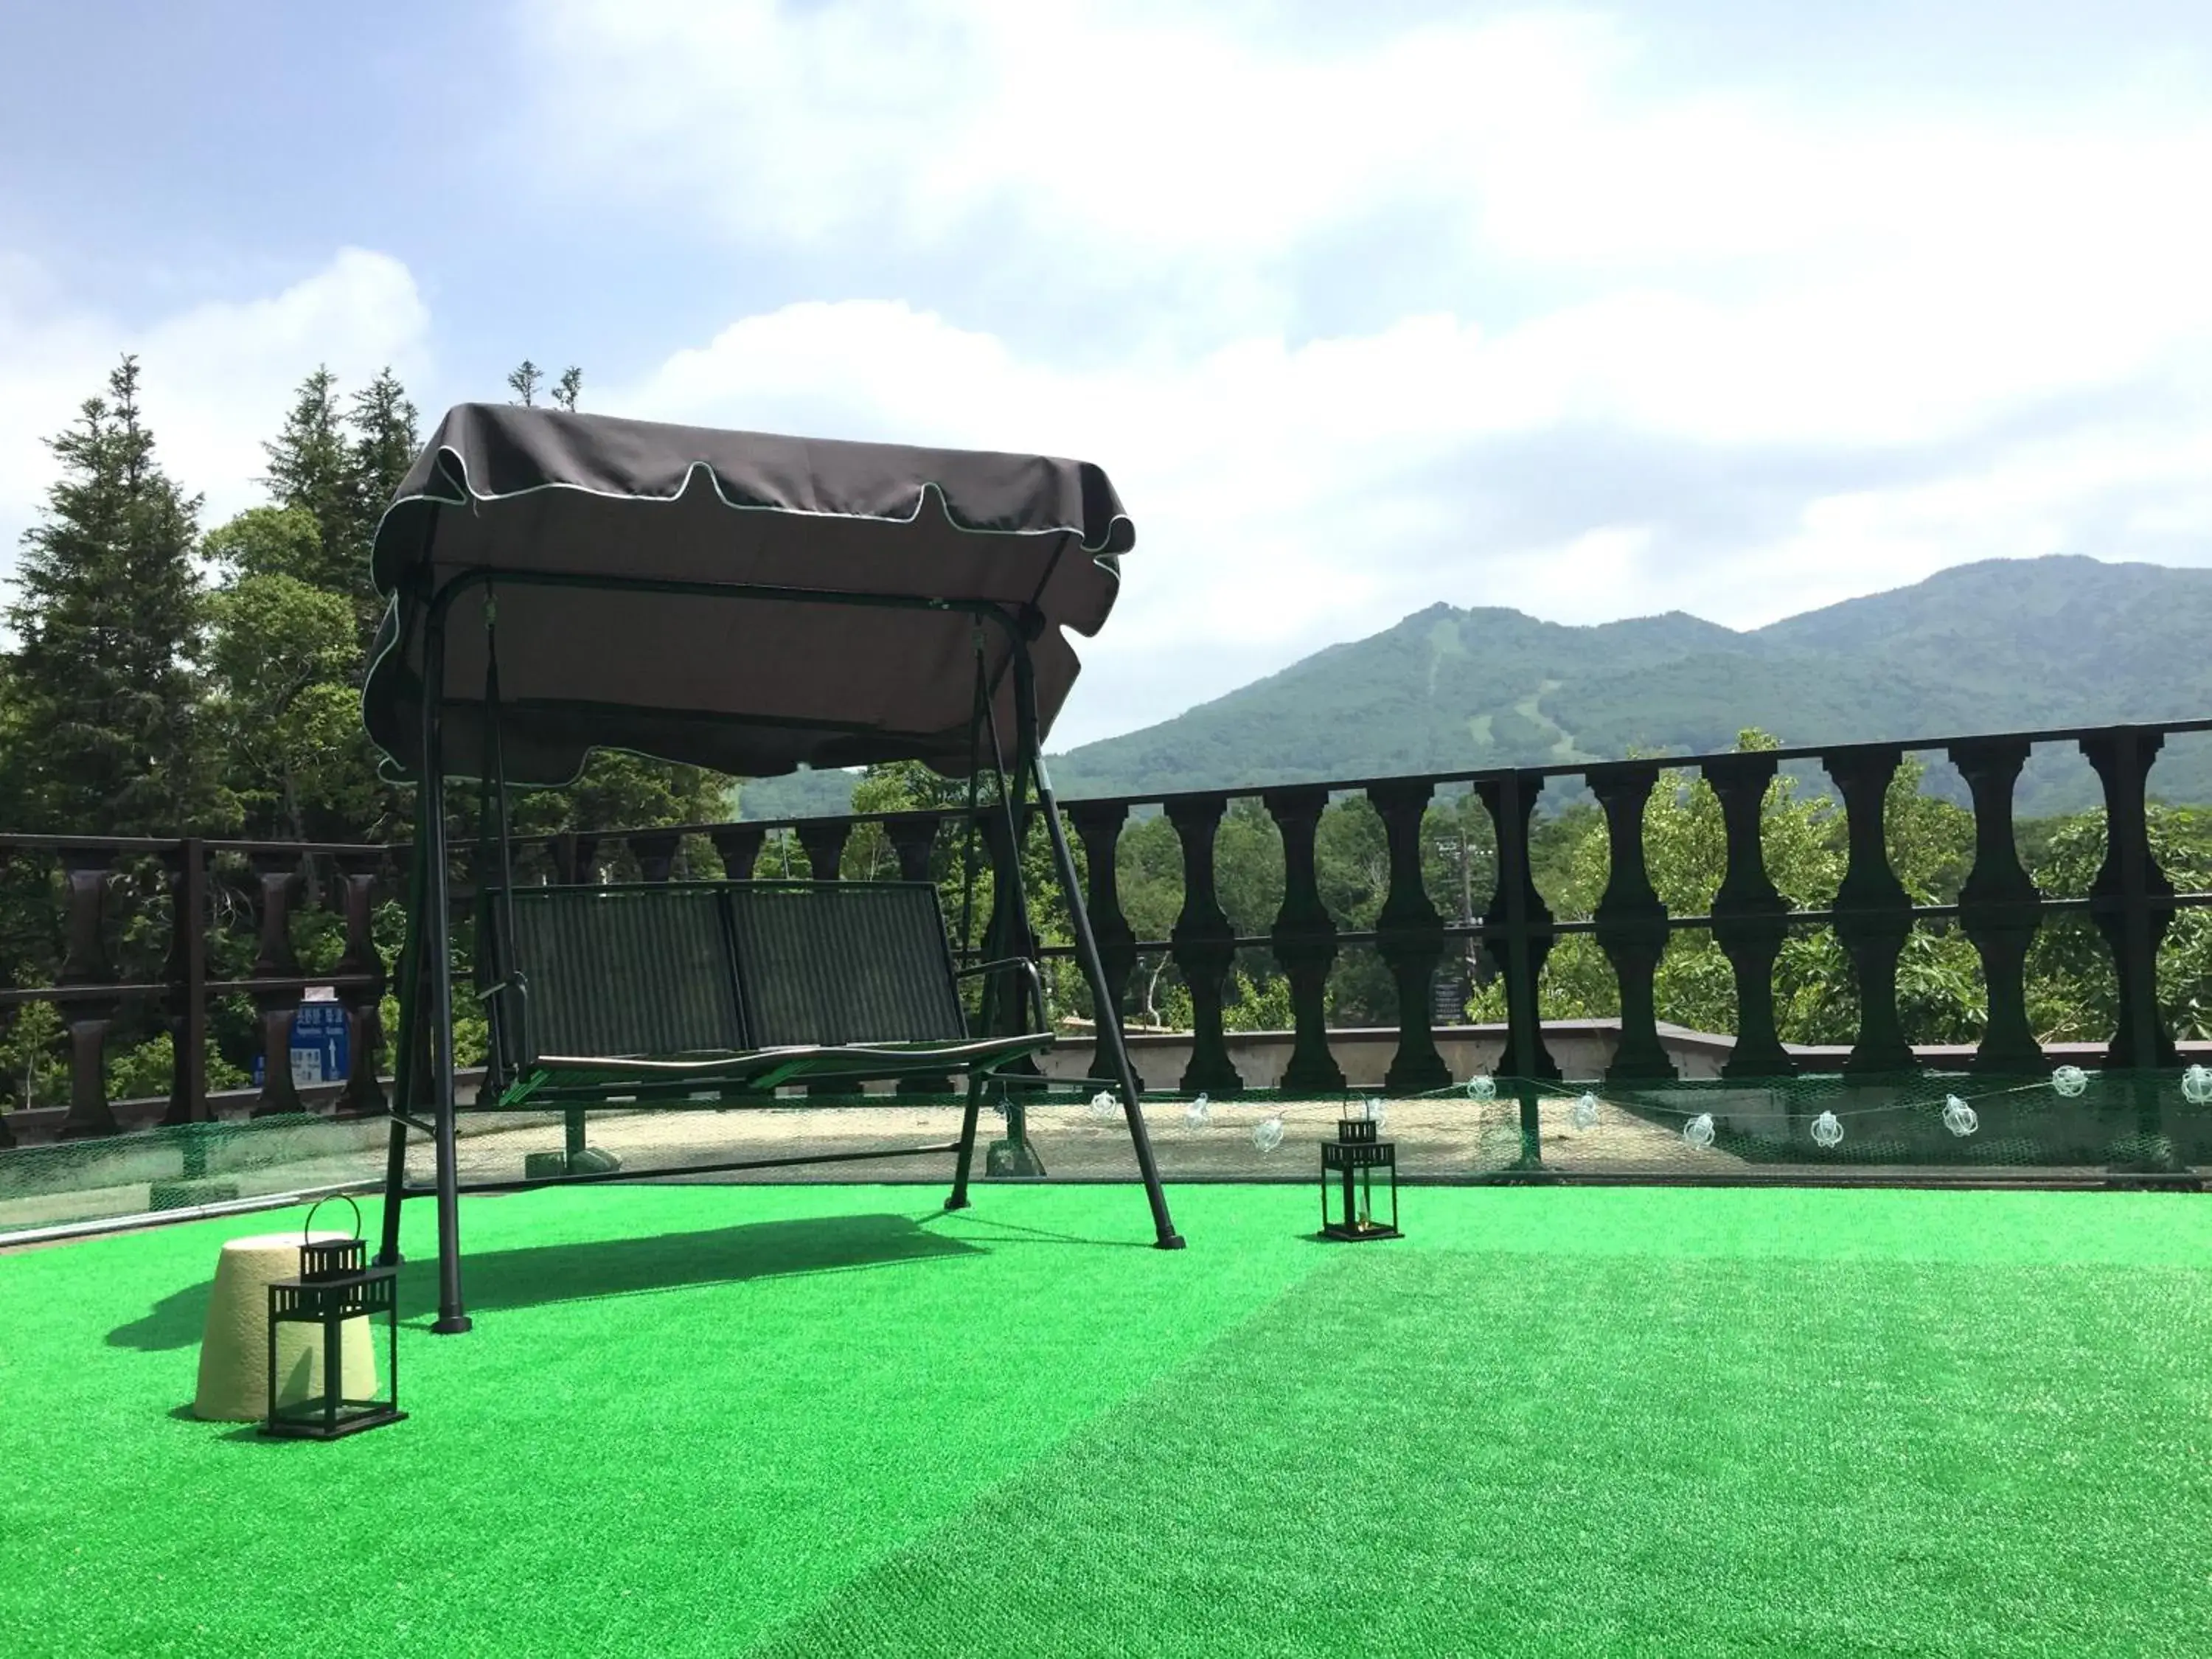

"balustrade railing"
[2, 717, 2208, 1153]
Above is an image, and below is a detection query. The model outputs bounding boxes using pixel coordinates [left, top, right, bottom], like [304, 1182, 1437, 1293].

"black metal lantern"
[262, 1197, 406, 1441]
[1320, 1116, 1400, 1242]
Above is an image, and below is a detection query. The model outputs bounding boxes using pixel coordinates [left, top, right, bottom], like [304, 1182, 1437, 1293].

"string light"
[1087, 1089, 1119, 1121]
[1941, 1095, 1979, 1136]
[2051, 1065, 2089, 1098]
[1570, 1092, 1599, 1131]
[1185, 1092, 1211, 1128]
[2184, 1065, 2212, 1105]
[1811, 1110, 1843, 1150]
[1465, 1075, 1497, 1102]
[1363, 1096, 1387, 1130]
[1253, 1113, 1285, 1153]
[1683, 1112, 1715, 1150]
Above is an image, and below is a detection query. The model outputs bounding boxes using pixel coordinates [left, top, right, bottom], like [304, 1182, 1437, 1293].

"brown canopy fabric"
[361, 403, 1132, 785]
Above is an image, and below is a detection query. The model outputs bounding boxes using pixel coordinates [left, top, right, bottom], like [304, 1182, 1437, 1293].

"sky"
[2, 0, 2210, 750]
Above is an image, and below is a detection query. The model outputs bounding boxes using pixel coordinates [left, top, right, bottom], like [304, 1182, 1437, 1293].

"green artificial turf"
[3, 1184, 2210, 1656]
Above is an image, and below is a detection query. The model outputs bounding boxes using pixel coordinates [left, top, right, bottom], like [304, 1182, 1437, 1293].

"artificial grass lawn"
[3, 1185, 2209, 1657]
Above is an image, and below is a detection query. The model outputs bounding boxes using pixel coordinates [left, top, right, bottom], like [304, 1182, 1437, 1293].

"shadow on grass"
[165, 1402, 268, 1444]
[111, 1211, 984, 1352]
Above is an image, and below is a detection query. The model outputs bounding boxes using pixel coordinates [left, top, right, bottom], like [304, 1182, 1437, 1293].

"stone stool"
[193, 1232, 378, 1422]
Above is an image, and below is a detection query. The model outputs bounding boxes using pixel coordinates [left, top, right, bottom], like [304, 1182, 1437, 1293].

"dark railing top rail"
[652, 714, 2212, 835]
[3, 715, 2201, 852]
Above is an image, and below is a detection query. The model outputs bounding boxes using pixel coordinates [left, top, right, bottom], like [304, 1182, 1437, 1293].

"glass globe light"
[1363, 1096, 1387, 1130]
[1465, 1074, 1497, 1102]
[1185, 1091, 1212, 1128]
[2183, 1065, 2212, 1106]
[1941, 1094, 1979, 1137]
[1683, 1112, 1715, 1150]
[1252, 1113, 1285, 1154]
[1811, 1109, 1844, 1150]
[1570, 1092, 1599, 1131]
[2051, 1065, 2090, 1099]
[1088, 1089, 1119, 1121]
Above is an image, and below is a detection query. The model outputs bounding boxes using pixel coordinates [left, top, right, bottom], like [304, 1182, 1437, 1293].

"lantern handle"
[302, 1193, 364, 1245]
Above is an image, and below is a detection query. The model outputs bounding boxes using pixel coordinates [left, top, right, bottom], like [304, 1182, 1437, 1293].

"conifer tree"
[342, 367, 420, 644]
[5, 356, 223, 834]
[260, 366, 352, 594]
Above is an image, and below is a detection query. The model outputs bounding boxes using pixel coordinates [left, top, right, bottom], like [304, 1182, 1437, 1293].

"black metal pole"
[422, 615, 472, 1334]
[1012, 641, 1184, 1250]
[978, 675, 1043, 1170]
[376, 827, 431, 1267]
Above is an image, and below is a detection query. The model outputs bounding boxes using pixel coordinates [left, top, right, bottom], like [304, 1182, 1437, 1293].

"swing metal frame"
[376, 566, 1184, 1335]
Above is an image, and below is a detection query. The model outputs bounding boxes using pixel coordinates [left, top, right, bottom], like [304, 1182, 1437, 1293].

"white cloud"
[5, 3, 2188, 756]
[525, 1, 1612, 268]
[0, 248, 432, 554]
[614, 291, 2212, 745]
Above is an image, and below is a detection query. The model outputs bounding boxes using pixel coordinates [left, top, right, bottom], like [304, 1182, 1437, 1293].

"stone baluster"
[1369, 782, 1451, 1093]
[1475, 775, 1559, 1082]
[0, 850, 12, 1145]
[793, 816, 859, 1097]
[248, 852, 305, 1117]
[159, 841, 209, 1126]
[55, 846, 119, 1138]
[628, 830, 681, 883]
[1948, 737, 2046, 1075]
[2080, 728, 2179, 1069]
[975, 806, 1043, 1172]
[1263, 786, 1347, 1094]
[1589, 764, 1677, 1083]
[1703, 754, 1795, 1079]
[552, 831, 603, 886]
[880, 812, 956, 1095]
[975, 807, 1040, 1037]
[712, 825, 767, 882]
[883, 815, 942, 883]
[1166, 795, 1242, 1096]
[1068, 802, 1144, 1092]
[0, 857, 12, 1146]
[1823, 745, 1919, 1076]
[796, 821, 851, 882]
[333, 854, 389, 1114]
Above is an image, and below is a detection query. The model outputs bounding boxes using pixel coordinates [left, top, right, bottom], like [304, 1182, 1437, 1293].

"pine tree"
[260, 366, 352, 594]
[342, 367, 420, 644]
[507, 361, 582, 411]
[5, 356, 224, 834]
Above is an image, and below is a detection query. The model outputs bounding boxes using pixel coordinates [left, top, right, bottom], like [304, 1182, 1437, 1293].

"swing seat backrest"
[497, 886, 747, 1063]
[723, 884, 969, 1048]
[485, 880, 971, 1068]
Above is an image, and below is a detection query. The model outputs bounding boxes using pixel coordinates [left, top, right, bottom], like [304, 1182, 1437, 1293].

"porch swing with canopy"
[362, 403, 1185, 1335]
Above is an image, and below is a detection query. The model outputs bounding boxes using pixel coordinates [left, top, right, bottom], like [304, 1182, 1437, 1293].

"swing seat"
[479, 880, 1054, 1108]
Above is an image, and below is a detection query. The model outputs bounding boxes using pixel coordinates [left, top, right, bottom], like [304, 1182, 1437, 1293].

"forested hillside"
[742, 556, 2212, 819]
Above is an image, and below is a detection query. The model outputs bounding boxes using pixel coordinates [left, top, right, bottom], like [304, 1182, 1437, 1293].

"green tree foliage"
[257, 366, 420, 655]
[259, 367, 354, 594]
[343, 369, 420, 641]
[507, 361, 582, 411]
[206, 571, 369, 842]
[4, 355, 224, 835]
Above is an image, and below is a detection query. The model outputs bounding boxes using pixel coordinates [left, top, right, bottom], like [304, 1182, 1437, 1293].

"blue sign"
[251, 1001, 351, 1089]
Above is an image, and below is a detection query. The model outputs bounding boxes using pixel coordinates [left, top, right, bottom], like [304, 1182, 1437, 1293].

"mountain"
[738, 557, 2212, 818]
